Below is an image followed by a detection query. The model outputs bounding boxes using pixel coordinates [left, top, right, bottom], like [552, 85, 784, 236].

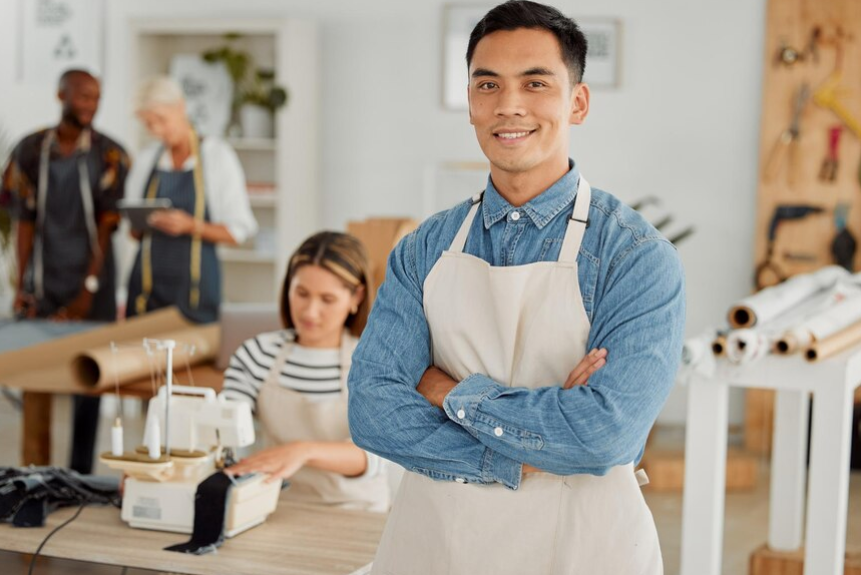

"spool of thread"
[111, 418, 124, 457]
[144, 415, 161, 460]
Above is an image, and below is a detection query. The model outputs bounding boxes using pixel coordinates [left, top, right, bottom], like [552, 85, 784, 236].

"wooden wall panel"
[747, 0, 861, 453]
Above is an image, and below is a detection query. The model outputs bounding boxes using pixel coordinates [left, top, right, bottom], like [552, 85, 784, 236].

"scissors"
[764, 83, 810, 185]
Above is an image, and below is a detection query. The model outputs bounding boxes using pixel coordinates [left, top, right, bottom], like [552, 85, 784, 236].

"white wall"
[0, 0, 767, 424]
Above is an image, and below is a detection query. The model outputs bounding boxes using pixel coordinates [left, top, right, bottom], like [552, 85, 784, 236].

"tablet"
[118, 199, 173, 231]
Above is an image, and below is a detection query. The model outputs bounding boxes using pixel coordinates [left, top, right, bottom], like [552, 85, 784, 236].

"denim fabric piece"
[348, 160, 686, 490]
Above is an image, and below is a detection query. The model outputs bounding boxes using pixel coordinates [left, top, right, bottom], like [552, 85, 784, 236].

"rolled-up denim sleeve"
[441, 238, 685, 476]
[348, 229, 522, 489]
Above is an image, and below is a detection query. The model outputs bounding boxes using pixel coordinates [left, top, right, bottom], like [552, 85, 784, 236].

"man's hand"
[225, 442, 312, 483]
[13, 290, 37, 318]
[563, 348, 607, 389]
[417, 366, 458, 408]
[148, 209, 196, 237]
[52, 290, 93, 320]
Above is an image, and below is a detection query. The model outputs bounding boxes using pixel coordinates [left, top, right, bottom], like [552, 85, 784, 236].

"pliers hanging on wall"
[764, 83, 810, 186]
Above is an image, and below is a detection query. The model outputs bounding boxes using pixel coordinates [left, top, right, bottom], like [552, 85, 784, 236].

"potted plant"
[202, 33, 251, 137]
[239, 68, 289, 139]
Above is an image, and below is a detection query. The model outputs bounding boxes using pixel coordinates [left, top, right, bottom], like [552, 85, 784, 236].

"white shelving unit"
[128, 18, 320, 304]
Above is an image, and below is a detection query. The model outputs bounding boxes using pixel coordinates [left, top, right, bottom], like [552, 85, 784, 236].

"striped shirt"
[222, 329, 384, 479]
[223, 330, 342, 407]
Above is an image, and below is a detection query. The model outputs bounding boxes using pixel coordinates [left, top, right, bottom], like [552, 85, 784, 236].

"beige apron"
[256, 331, 389, 513]
[372, 177, 663, 575]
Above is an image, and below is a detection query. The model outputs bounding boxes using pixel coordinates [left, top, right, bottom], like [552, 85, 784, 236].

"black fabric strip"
[164, 472, 232, 555]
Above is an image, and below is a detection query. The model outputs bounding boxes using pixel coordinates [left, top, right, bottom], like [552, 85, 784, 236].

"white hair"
[135, 76, 185, 112]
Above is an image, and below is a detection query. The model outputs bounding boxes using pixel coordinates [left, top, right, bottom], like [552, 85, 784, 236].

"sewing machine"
[101, 382, 281, 536]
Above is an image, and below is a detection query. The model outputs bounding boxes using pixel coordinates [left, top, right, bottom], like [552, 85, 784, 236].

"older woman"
[223, 232, 390, 512]
[125, 77, 257, 323]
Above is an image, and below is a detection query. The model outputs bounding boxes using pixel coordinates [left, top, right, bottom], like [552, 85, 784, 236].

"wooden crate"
[640, 448, 758, 492]
[745, 387, 861, 455]
[347, 218, 418, 294]
[750, 544, 861, 575]
[746, 389, 777, 455]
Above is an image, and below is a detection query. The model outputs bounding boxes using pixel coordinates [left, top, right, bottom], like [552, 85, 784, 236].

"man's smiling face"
[468, 27, 588, 182]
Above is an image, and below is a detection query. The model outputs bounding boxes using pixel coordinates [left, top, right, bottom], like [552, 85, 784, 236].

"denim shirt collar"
[482, 159, 580, 230]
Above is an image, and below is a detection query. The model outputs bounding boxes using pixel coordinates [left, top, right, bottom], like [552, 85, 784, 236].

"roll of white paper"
[775, 285, 861, 352]
[682, 337, 708, 366]
[726, 329, 770, 364]
[728, 266, 848, 328]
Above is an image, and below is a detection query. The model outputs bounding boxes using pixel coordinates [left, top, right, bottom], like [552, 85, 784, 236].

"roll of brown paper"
[72, 324, 220, 389]
[804, 321, 861, 362]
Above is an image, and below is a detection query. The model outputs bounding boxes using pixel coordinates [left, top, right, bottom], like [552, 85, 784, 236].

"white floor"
[0, 391, 859, 574]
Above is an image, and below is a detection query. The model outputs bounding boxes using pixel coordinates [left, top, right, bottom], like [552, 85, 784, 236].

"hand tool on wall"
[764, 83, 810, 185]
[818, 126, 843, 182]
[782, 251, 819, 263]
[814, 74, 861, 140]
[756, 204, 825, 289]
[629, 196, 695, 246]
[804, 27, 821, 63]
[831, 203, 856, 271]
[775, 38, 803, 67]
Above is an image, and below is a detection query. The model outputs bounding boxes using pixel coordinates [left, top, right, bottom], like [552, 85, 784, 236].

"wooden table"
[1, 497, 385, 575]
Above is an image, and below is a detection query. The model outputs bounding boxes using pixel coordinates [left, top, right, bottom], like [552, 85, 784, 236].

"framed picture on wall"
[442, 5, 488, 110]
[579, 19, 621, 88]
[441, 6, 622, 110]
[18, 0, 104, 85]
[169, 55, 233, 138]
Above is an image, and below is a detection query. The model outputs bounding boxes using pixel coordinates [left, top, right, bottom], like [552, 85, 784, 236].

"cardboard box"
[347, 217, 419, 293]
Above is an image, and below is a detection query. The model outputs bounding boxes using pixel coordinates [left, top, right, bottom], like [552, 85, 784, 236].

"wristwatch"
[84, 274, 100, 294]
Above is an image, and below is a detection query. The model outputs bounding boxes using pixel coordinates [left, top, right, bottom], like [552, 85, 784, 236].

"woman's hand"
[562, 348, 608, 389]
[225, 442, 312, 482]
[148, 209, 196, 236]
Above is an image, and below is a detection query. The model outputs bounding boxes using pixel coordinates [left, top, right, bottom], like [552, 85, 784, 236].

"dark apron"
[126, 168, 221, 324]
[25, 154, 115, 321]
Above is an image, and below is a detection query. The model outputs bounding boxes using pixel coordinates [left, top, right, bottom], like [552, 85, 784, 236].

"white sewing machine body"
[102, 385, 281, 536]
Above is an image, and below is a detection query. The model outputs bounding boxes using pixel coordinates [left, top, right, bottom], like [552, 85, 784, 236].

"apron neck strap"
[558, 176, 592, 263]
[449, 193, 483, 253]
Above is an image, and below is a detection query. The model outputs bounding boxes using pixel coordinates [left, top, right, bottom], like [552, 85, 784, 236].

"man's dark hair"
[466, 1, 588, 84]
[58, 69, 96, 93]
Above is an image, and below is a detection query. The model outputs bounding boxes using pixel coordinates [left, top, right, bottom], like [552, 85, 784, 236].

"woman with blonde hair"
[125, 76, 257, 323]
[223, 231, 389, 512]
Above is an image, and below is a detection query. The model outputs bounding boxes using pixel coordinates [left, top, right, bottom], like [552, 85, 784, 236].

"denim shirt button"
[494, 426, 504, 437]
[456, 409, 466, 419]
[510, 211, 521, 221]
[455, 477, 466, 484]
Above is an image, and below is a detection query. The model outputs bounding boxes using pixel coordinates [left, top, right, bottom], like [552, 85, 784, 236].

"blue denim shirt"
[348, 161, 685, 490]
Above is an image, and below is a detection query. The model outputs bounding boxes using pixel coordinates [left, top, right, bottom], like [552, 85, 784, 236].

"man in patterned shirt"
[1, 69, 130, 474]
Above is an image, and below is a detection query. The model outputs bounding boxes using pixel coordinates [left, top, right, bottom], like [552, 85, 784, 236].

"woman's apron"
[372, 177, 663, 575]
[126, 154, 220, 324]
[256, 332, 390, 513]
